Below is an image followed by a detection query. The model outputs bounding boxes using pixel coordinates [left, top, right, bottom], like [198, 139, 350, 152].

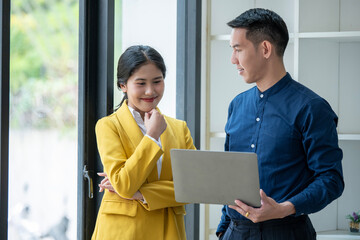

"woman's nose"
[145, 85, 154, 95]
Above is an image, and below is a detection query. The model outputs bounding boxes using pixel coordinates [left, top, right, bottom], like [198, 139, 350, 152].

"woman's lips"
[141, 97, 157, 102]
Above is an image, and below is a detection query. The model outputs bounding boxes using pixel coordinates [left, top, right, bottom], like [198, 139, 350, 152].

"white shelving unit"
[201, 0, 360, 239]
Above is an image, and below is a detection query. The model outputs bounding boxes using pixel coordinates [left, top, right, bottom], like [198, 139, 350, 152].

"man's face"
[229, 28, 266, 84]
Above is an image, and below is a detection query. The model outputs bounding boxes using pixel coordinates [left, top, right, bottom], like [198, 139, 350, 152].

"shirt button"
[260, 94, 264, 98]
[251, 144, 255, 148]
[256, 117, 260, 122]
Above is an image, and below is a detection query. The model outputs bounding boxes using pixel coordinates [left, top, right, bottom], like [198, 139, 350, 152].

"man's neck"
[256, 62, 287, 92]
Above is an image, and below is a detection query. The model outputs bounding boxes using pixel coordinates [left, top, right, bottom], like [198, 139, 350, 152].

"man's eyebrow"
[230, 44, 241, 48]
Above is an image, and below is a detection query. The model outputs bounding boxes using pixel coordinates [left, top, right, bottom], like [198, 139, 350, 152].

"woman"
[91, 45, 195, 240]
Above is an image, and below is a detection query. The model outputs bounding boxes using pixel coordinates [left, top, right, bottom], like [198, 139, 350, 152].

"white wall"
[121, 0, 177, 117]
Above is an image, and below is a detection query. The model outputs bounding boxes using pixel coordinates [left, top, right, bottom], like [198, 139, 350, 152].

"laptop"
[170, 149, 261, 207]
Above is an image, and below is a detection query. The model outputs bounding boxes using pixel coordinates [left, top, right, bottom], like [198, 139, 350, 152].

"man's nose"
[230, 52, 238, 65]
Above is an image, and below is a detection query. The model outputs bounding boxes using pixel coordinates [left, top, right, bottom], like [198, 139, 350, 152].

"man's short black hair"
[228, 8, 289, 57]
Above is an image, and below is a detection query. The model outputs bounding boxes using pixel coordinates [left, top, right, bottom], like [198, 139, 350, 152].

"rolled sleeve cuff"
[145, 134, 161, 148]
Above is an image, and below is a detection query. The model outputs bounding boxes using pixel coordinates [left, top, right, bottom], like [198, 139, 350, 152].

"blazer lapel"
[115, 101, 144, 149]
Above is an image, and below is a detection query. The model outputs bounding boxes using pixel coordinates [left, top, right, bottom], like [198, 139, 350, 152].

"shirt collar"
[127, 105, 145, 127]
[256, 72, 292, 98]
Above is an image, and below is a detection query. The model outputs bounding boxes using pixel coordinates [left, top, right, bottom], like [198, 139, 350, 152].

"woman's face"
[120, 63, 164, 117]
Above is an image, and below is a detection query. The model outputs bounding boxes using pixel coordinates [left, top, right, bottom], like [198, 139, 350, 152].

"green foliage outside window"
[10, 0, 79, 131]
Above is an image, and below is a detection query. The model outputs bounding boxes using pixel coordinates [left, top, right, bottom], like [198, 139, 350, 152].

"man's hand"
[228, 189, 296, 223]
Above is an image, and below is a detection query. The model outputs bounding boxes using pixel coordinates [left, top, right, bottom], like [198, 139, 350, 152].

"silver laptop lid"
[170, 149, 260, 207]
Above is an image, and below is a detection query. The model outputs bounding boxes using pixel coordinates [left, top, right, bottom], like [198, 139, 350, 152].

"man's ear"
[261, 40, 272, 59]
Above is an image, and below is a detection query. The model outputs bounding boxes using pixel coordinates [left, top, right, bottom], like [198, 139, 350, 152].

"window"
[8, 0, 78, 239]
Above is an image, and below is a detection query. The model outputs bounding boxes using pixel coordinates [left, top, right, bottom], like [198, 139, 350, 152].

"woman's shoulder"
[164, 115, 184, 123]
[95, 112, 119, 131]
[164, 115, 186, 128]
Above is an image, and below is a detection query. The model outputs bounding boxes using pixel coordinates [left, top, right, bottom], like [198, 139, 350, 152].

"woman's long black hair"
[115, 45, 166, 111]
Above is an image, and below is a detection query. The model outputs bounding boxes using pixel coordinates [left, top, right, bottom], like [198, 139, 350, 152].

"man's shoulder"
[289, 80, 320, 100]
[287, 80, 335, 115]
[231, 86, 257, 103]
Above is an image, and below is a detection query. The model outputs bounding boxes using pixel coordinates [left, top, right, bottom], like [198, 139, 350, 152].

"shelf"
[209, 133, 360, 141]
[210, 33, 296, 42]
[317, 230, 360, 239]
[339, 134, 360, 141]
[210, 32, 360, 42]
[209, 132, 226, 138]
[299, 31, 360, 42]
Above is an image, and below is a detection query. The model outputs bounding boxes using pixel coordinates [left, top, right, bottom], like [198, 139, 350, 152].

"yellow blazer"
[92, 101, 196, 240]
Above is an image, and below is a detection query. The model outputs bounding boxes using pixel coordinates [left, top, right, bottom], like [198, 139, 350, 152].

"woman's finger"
[100, 177, 108, 185]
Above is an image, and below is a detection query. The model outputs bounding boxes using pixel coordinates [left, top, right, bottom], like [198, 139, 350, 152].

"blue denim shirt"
[217, 73, 344, 234]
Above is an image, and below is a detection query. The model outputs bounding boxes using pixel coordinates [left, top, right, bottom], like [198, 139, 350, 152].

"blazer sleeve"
[138, 180, 185, 210]
[138, 120, 196, 211]
[95, 118, 164, 199]
[183, 120, 197, 150]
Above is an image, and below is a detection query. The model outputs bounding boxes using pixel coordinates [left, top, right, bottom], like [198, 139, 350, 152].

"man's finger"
[234, 199, 248, 209]
[229, 204, 247, 217]
[259, 189, 270, 205]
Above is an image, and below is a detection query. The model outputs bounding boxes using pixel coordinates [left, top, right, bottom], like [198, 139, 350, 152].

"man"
[216, 8, 344, 240]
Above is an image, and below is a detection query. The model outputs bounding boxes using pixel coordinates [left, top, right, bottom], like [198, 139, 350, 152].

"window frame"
[77, 0, 114, 239]
[177, 0, 202, 239]
[0, 0, 10, 239]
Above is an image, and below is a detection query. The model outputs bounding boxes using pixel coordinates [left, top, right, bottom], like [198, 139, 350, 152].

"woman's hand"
[98, 172, 116, 193]
[144, 109, 167, 140]
[97, 172, 144, 201]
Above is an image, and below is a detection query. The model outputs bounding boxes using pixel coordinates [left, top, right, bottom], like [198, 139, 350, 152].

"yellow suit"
[91, 102, 196, 240]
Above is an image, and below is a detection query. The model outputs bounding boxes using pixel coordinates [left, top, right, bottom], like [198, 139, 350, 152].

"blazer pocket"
[173, 206, 186, 215]
[101, 200, 137, 217]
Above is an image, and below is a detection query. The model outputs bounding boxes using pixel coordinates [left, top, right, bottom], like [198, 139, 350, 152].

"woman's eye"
[137, 82, 146, 86]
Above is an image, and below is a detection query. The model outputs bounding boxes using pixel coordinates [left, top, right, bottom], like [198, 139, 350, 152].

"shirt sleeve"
[216, 205, 231, 236]
[287, 98, 344, 216]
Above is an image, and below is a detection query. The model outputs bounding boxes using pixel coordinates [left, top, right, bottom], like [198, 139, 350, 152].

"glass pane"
[8, 0, 78, 239]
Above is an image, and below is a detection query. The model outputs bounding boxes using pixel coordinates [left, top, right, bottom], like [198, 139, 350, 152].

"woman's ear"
[120, 83, 127, 92]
